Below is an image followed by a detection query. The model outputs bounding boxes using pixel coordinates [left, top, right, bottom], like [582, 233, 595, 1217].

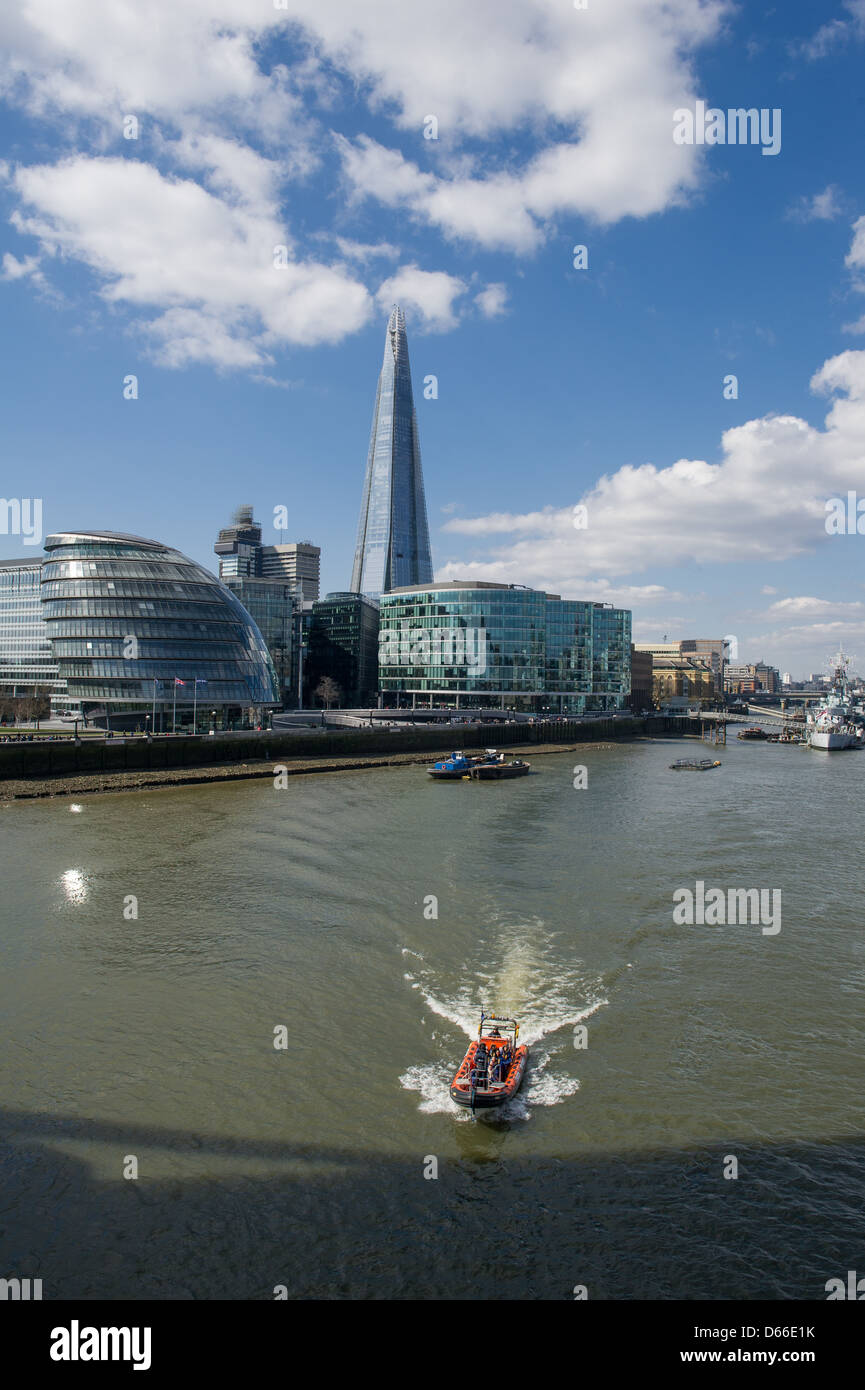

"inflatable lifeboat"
[449, 1012, 528, 1110]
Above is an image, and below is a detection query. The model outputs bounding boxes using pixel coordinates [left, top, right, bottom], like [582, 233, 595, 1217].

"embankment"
[0, 715, 685, 801]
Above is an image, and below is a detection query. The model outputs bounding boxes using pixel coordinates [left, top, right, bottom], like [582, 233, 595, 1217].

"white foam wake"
[399, 924, 609, 1119]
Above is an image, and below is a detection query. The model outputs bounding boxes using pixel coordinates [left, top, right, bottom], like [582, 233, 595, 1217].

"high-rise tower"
[350, 306, 433, 597]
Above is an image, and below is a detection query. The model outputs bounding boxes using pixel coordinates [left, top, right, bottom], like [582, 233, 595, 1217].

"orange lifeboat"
[449, 1012, 528, 1110]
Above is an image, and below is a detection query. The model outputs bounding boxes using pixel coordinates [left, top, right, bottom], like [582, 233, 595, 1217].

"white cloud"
[438, 349, 865, 594]
[331, 237, 401, 264]
[786, 185, 843, 223]
[766, 596, 865, 618]
[1, 251, 41, 280]
[375, 264, 467, 333]
[0, 0, 734, 361]
[475, 283, 508, 318]
[840, 219, 865, 333]
[800, 2, 865, 60]
[9, 156, 372, 365]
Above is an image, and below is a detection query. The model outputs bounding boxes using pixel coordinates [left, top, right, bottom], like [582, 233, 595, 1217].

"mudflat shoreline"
[0, 739, 630, 802]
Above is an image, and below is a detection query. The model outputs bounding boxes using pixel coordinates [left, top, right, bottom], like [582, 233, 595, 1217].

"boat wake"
[399, 931, 608, 1120]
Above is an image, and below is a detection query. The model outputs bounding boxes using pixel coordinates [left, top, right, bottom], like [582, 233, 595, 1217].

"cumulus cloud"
[2, 251, 41, 280]
[0, 0, 732, 356]
[799, 1, 865, 60]
[766, 596, 865, 618]
[375, 265, 467, 332]
[437, 349, 865, 593]
[9, 156, 372, 365]
[841, 216, 865, 334]
[786, 185, 843, 223]
[475, 283, 509, 319]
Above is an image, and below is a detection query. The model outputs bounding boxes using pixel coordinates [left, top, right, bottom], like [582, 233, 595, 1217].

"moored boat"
[469, 751, 531, 779]
[427, 750, 491, 779]
[449, 1012, 528, 1110]
[737, 726, 770, 740]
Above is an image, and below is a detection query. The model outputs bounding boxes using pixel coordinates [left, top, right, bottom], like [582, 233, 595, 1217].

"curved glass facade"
[379, 582, 631, 713]
[41, 532, 279, 725]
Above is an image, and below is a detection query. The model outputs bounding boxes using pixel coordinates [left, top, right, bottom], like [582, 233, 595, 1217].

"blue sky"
[1, 0, 864, 676]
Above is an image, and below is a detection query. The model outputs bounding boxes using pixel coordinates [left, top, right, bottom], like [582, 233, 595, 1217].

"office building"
[260, 543, 319, 601]
[215, 507, 320, 599]
[634, 638, 728, 694]
[350, 306, 433, 598]
[0, 557, 64, 707]
[222, 576, 297, 707]
[306, 592, 380, 707]
[629, 646, 654, 710]
[378, 582, 630, 714]
[724, 662, 780, 696]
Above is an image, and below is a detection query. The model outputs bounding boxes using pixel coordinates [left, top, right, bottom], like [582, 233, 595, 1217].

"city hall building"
[378, 582, 631, 714]
[40, 531, 280, 729]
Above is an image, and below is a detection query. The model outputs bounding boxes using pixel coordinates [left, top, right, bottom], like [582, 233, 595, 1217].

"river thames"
[1, 735, 863, 1299]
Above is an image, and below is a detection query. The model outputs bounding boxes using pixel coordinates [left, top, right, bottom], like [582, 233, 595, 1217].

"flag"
[174, 678, 186, 686]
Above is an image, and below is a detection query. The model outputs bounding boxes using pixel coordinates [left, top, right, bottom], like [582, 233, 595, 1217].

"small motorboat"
[469, 751, 531, 779]
[449, 1012, 529, 1111]
[670, 758, 721, 771]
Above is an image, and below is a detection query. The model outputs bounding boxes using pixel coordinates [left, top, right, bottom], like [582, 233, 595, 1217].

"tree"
[315, 676, 342, 710]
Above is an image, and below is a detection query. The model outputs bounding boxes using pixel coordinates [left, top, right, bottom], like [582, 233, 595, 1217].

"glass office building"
[40, 531, 279, 728]
[223, 576, 296, 707]
[350, 306, 433, 598]
[379, 582, 631, 714]
[0, 558, 64, 703]
[306, 592, 380, 707]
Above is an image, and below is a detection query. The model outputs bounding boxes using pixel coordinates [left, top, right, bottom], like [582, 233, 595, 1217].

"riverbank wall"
[0, 715, 693, 800]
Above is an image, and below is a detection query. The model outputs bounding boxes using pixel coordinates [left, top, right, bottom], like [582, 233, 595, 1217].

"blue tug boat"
[426, 751, 483, 780]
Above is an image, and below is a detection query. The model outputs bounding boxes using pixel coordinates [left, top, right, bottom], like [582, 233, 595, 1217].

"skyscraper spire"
[350, 305, 433, 597]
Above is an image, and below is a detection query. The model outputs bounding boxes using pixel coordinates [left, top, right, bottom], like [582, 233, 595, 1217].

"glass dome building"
[40, 531, 279, 729]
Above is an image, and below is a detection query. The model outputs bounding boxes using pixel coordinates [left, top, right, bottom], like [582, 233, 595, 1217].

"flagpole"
[152, 677, 157, 734]
[172, 679, 177, 734]
[193, 679, 198, 734]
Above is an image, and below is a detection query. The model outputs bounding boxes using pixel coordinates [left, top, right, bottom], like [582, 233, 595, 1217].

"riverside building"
[41, 531, 279, 729]
[0, 557, 64, 706]
[215, 506, 320, 705]
[305, 592, 380, 707]
[378, 582, 631, 714]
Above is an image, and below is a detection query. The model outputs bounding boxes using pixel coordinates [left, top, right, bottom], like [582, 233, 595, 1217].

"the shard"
[350, 306, 433, 597]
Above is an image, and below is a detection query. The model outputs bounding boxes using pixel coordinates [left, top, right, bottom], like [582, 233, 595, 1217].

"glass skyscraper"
[350, 306, 433, 598]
